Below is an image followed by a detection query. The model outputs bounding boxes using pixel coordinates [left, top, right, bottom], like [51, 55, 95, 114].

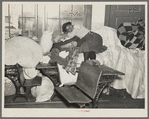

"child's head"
[62, 22, 73, 33]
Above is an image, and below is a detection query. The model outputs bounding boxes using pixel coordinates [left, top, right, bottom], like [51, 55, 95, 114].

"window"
[46, 4, 85, 34]
[4, 3, 92, 40]
[18, 4, 37, 37]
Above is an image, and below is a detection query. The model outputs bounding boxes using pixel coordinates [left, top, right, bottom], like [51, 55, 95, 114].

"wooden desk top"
[76, 64, 125, 76]
[98, 65, 125, 75]
[36, 63, 57, 69]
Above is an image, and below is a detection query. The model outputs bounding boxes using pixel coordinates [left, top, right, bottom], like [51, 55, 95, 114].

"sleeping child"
[53, 22, 104, 61]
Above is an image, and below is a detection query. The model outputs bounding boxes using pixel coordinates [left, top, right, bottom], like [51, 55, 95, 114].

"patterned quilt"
[117, 20, 145, 50]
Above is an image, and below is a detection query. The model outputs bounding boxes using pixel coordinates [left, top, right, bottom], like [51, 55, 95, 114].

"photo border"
[1, 0, 148, 118]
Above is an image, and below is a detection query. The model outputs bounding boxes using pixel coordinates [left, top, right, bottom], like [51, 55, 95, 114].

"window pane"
[5, 4, 21, 29]
[23, 4, 35, 17]
[47, 19, 60, 33]
[19, 18, 36, 37]
[38, 4, 44, 39]
[47, 4, 59, 18]
[10, 4, 21, 17]
[5, 3, 21, 39]
[60, 4, 72, 18]
[72, 5, 84, 18]
[72, 19, 84, 26]
[10, 4, 21, 29]
[4, 3, 8, 16]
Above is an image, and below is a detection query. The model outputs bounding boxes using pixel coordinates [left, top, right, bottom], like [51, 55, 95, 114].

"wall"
[92, 3, 106, 30]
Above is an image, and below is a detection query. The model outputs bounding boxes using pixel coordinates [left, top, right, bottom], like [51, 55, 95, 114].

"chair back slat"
[76, 62, 102, 99]
[5, 64, 25, 86]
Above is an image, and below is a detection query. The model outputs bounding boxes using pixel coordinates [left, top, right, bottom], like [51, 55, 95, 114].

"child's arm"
[60, 34, 68, 39]
[53, 34, 68, 43]
[60, 36, 79, 49]
[53, 36, 79, 51]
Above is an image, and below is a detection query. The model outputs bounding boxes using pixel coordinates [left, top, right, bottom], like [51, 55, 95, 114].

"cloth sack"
[40, 31, 53, 55]
[31, 76, 54, 102]
[5, 36, 43, 68]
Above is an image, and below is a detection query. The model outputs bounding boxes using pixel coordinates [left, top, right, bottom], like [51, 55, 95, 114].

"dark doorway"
[104, 5, 145, 29]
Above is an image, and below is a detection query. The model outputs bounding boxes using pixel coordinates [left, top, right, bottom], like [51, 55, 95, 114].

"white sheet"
[58, 26, 145, 99]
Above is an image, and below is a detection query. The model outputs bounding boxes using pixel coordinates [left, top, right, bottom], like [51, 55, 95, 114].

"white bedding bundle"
[5, 36, 43, 68]
[5, 35, 54, 102]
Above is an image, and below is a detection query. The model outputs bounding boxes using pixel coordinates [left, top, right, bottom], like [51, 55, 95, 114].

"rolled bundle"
[117, 20, 145, 50]
[5, 36, 43, 68]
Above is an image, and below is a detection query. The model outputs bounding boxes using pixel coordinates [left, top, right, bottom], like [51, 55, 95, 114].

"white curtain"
[10, 4, 20, 29]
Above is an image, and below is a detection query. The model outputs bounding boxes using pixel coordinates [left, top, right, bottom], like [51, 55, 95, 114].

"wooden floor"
[4, 93, 145, 108]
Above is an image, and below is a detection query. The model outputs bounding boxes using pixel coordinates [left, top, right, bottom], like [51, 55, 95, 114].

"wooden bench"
[55, 62, 124, 108]
[36, 62, 61, 87]
[5, 64, 42, 102]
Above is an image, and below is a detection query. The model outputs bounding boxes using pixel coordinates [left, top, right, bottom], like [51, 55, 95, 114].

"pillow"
[31, 76, 54, 102]
[5, 36, 43, 68]
[40, 31, 53, 55]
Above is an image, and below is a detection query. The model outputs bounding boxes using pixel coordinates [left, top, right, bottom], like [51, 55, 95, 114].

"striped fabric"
[117, 20, 145, 50]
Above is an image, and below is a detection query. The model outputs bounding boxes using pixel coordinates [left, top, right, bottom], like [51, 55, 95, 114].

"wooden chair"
[55, 62, 124, 108]
[36, 61, 61, 101]
[37, 62, 61, 87]
[5, 64, 42, 103]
